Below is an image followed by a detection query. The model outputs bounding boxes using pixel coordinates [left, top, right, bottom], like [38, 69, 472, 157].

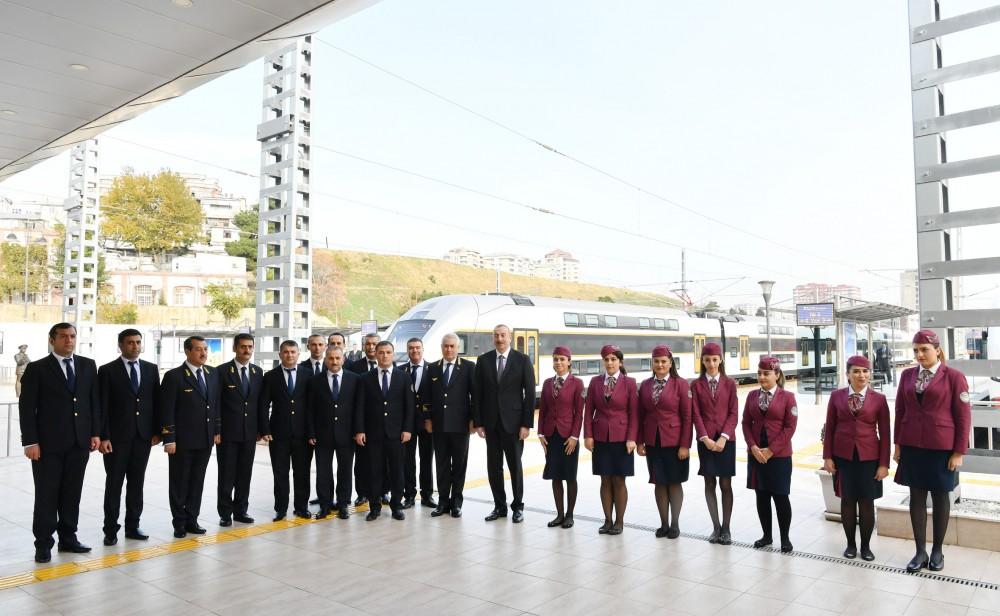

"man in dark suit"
[426, 333, 475, 518]
[348, 332, 380, 506]
[299, 334, 327, 377]
[474, 324, 536, 523]
[160, 336, 221, 538]
[98, 328, 160, 546]
[19, 322, 100, 563]
[308, 332, 341, 506]
[401, 337, 436, 509]
[216, 333, 265, 526]
[308, 346, 362, 519]
[355, 341, 414, 521]
[260, 340, 313, 521]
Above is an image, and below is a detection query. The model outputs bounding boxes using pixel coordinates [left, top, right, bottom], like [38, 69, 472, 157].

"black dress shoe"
[273, 513, 286, 522]
[906, 552, 928, 573]
[366, 510, 380, 521]
[780, 541, 794, 554]
[843, 546, 858, 559]
[606, 525, 623, 536]
[421, 496, 438, 508]
[185, 524, 206, 535]
[431, 506, 450, 517]
[512, 510, 524, 524]
[860, 547, 875, 561]
[124, 529, 149, 541]
[173, 528, 187, 539]
[392, 510, 406, 521]
[547, 516, 565, 528]
[450, 508, 462, 518]
[484, 509, 507, 522]
[103, 533, 117, 546]
[293, 509, 312, 519]
[219, 517, 232, 527]
[401, 497, 415, 510]
[354, 496, 368, 506]
[233, 513, 254, 524]
[338, 509, 350, 520]
[666, 527, 680, 539]
[309, 498, 321, 505]
[753, 537, 773, 549]
[708, 528, 720, 544]
[599, 520, 612, 534]
[34, 549, 51, 563]
[718, 530, 732, 545]
[561, 516, 574, 529]
[315, 509, 331, 520]
[655, 527, 668, 538]
[57, 542, 91, 553]
[929, 551, 944, 571]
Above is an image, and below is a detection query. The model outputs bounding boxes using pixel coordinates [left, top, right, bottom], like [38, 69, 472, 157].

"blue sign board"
[796, 303, 835, 326]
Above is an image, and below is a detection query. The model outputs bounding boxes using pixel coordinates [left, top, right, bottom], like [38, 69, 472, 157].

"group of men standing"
[18, 322, 536, 565]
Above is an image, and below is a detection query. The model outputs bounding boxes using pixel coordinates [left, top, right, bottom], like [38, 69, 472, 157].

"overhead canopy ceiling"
[0, 0, 381, 181]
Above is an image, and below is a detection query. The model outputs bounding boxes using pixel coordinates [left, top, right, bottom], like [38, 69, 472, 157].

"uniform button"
[73, 397, 78, 402]
[135, 412, 139, 416]
[444, 393, 448, 398]
[334, 417, 339, 421]
[443, 405, 447, 409]
[206, 418, 210, 422]
[74, 412, 79, 416]
[136, 398, 140, 403]
[384, 401, 387, 405]
[384, 412, 388, 416]
[334, 404, 338, 408]
[291, 411, 295, 415]
[244, 413, 248, 416]
[291, 400, 295, 404]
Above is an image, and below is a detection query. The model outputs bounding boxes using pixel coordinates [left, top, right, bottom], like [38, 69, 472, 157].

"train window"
[527, 336, 536, 366]
[587, 360, 601, 374]
[618, 316, 639, 328]
[584, 314, 599, 327]
[564, 313, 579, 327]
[604, 315, 618, 328]
[758, 325, 767, 334]
[654, 318, 666, 329]
[667, 319, 679, 331]
[515, 336, 525, 353]
[456, 334, 468, 355]
[639, 317, 650, 329]
[641, 358, 651, 371]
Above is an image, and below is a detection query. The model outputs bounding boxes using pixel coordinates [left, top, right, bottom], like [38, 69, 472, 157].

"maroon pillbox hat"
[701, 342, 722, 357]
[758, 356, 781, 371]
[846, 355, 871, 370]
[651, 344, 672, 358]
[912, 329, 940, 346]
[552, 346, 572, 360]
[600, 344, 621, 358]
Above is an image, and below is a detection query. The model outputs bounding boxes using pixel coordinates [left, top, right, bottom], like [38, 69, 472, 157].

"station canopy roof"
[0, 0, 380, 181]
[836, 301, 916, 324]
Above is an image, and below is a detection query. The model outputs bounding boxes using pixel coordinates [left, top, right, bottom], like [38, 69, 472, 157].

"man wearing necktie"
[355, 341, 414, 521]
[299, 334, 327, 377]
[348, 333, 382, 506]
[97, 329, 161, 547]
[19, 323, 101, 563]
[401, 338, 436, 509]
[216, 334, 265, 527]
[159, 336, 221, 538]
[426, 334, 476, 518]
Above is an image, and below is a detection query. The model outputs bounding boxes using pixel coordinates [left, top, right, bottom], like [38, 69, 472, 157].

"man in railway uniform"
[19, 323, 100, 563]
[355, 341, 414, 520]
[401, 337, 436, 509]
[307, 332, 337, 506]
[300, 334, 327, 377]
[160, 336, 221, 538]
[349, 332, 382, 506]
[216, 333, 265, 526]
[98, 328, 161, 546]
[474, 324, 536, 523]
[426, 333, 476, 517]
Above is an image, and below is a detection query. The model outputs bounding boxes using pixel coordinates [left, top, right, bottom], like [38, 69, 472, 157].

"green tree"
[100, 303, 138, 324]
[701, 300, 720, 312]
[0, 242, 48, 303]
[206, 283, 249, 325]
[597, 295, 615, 303]
[102, 171, 203, 260]
[225, 205, 258, 273]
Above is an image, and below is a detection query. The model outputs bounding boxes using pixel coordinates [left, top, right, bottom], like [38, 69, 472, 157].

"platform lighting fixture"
[758, 280, 775, 355]
[0, 109, 15, 116]
[171, 0, 194, 7]
[69, 64, 89, 71]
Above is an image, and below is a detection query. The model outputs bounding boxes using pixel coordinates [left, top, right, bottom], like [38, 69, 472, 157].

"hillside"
[312, 250, 680, 326]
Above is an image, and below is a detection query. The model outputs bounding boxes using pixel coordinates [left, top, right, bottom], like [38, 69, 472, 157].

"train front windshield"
[386, 319, 436, 361]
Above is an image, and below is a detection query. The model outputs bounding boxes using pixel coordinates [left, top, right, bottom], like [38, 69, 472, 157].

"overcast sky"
[4, 0, 1000, 311]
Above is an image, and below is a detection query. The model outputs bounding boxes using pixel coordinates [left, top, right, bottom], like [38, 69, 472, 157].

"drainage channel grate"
[464, 496, 999, 590]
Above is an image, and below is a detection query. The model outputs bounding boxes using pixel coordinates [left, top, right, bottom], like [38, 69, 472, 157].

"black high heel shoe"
[906, 552, 929, 573]
[547, 516, 565, 528]
[598, 520, 612, 534]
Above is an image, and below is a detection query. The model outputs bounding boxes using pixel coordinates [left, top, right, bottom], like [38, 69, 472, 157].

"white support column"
[255, 36, 313, 367]
[62, 139, 100, 357]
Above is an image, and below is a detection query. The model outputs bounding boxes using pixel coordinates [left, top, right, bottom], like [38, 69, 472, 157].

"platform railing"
[0, 401, 16, 458]
[967, 400, 1000, 474]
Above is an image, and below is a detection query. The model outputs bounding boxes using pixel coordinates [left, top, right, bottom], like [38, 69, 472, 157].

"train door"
[513, 329, 540, 383]
[693, 335, 706, 374]
[739, 336, 750, 371]
[825, 340, 833, 365]
[802, 339, 810, 367]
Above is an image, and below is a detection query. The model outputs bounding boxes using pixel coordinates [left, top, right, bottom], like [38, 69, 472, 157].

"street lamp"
[758, 280, 775, 355]
[5, 230, 45, 322]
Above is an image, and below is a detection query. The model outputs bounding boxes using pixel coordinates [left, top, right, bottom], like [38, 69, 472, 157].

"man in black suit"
[260, 340, 313, 521]
[160, 336, 221, 538]
[348, 332, 380, 506]
[98, 328, 160, 546]
[308, 346, 362, 519]
[426, 333, 475, 518]
[216, 333, 265, 526]
[19, 323, 100, 563]
[299, 334, 327, 377]
[307, 332, 342, 506]
[474, 324, 536, 523]
[401, 338, 436, 509]
[355, 341, 414, 521]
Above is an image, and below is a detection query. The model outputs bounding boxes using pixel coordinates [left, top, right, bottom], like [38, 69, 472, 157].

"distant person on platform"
[97, 329, 161, 547]
[301, 334, 327, 377]
[160, 336, 221, 538]
[474, 324, 536, 524]
[875, 343, 892, 384]
[349, 332, 382, 506]
[19, 323, 100, 563]
[348, 344, 362, 363]
[14, 344, 30, 397]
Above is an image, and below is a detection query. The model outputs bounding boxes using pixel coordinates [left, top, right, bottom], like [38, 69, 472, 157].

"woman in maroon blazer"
[584, 345, 638, 535]
[691, 342, 738, 545]
[893, 329, 972, 573]
[637, 345, 691, 539]
[538, 346, 585, 529]
[742, 356, 798, 553]
[822, 355, 890, 561]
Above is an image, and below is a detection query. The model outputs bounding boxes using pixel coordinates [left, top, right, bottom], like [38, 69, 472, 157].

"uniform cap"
[846, 355, 871, 370]
[701, 342, 722, 357]
[758, 356, 781, 371]
[912, 329, 940, 346]
[652, 344, 672, 358]
[552, 346, 572, 360]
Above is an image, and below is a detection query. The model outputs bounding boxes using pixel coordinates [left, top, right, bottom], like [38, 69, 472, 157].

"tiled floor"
[1, 390, 999, 615]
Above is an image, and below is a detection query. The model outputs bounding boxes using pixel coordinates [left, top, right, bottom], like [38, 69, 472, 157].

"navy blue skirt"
[645, 445, 689, 484]
[833, 451, 883, 500]
[592, 441, 634, 477]
[697, 440, 736, 478]
[543, 432, 580, 481]
[747, 456, 792, 495]
[894, 446, 959, 492]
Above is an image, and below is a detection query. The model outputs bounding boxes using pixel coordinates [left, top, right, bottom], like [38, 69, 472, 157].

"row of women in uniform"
[535, 329, 971, 572]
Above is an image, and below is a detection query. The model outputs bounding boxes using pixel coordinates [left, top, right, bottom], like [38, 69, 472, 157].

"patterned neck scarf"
[652, 378, 666, 404]
[604, 375, 617, 399]
[553, 376, 565, 398]
[915, 369, 933, 394]
[709, 378, 718, 400]
[758, 389, 772, 414]
[848, 392, 863, 415]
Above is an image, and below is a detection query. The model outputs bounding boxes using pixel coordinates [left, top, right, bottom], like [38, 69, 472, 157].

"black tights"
[755, 491, 792, 543]
[600, 475, 628, 528]
[909, 488, 951, 557]
[704, 476, 733, 532]
[654, 484, 684, 531]
[551, 480, 578, 520]
[840, 497, 876, 549]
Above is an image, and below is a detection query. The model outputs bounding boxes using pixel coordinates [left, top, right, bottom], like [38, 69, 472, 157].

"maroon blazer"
[584, 373, 638, 443]
[741, 388, 798, 458]
[894, 364, 971, 454]
[822, 387, 890, 466]
[537, 374, 585, 439]
[637, 376, 692, 448]
[691, 376, 738, 443]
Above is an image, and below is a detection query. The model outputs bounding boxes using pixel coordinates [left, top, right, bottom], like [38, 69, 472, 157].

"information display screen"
[796, 303, 835, 326]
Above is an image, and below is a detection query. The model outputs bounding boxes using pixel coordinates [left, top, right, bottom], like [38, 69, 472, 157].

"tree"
[225, 205, 258, 272]
[701, 301, 720, 312]
[597, 295, 615, 303]
[101, 171, 203, 260]
[206, 283, 249, 325]
[0, 242, 48, 303]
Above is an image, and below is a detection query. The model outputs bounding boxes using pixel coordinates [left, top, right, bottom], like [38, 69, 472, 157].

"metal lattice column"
[62, 139, 100, 356]
[909, 1, 1000, 377]
[255, 36, 313, 366]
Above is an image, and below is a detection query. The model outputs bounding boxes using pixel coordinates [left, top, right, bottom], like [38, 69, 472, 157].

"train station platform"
[1, 388, 999, 615]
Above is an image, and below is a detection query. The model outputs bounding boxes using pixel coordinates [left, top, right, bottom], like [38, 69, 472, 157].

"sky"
[4, 0, 1000, 312]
